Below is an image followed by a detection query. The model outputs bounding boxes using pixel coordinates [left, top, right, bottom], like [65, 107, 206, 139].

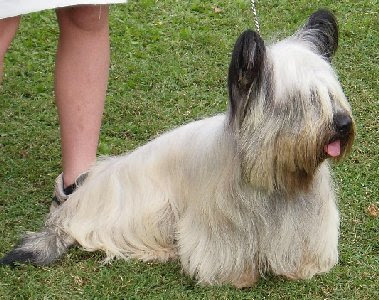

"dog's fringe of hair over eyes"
[1, 9, 355, 288]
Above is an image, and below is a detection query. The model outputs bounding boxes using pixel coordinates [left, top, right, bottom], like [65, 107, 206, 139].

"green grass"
[0, 0, 378, 298]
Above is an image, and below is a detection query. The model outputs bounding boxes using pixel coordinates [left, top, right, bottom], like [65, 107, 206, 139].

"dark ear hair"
[228, 30, 266, 125]
[299, 9, 338, 60]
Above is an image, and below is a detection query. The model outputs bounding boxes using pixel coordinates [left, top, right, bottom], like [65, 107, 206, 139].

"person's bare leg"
[55, 5, 109, 187]
[0, 16, 21, 83]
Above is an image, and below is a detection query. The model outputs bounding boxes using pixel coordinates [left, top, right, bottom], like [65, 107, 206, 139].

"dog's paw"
[231, 269, 260, 289]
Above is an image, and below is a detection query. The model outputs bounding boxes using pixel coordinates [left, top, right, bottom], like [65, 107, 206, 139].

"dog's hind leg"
[0, 227, 74, 266]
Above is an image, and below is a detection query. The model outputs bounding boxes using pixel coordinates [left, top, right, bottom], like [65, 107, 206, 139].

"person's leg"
[0, 16, 21, 83]
[55, 5, 110, 187]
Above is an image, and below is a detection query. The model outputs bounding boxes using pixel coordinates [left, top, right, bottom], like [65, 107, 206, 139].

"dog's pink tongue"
[324, 140, 341, 157]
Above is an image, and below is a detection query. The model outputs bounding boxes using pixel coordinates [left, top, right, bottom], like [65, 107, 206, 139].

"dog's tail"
[0, 227, 74, 266]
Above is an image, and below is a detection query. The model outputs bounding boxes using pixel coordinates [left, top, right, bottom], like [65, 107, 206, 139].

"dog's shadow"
[60, 246, 198, 289]
[61, 247, 287, 292]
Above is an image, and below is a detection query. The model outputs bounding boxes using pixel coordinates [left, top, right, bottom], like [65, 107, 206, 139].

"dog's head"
[227, 10, 355, 193]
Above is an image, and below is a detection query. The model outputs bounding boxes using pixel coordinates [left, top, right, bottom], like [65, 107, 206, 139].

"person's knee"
[0, 16, 21, 56]
[60, 5, 109, 32]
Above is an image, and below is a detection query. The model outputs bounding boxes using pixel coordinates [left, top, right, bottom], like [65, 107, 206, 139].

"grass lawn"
[0, 0, 377, 299]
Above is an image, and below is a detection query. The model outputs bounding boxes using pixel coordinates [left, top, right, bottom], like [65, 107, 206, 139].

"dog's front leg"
[177, 213, 259, 287]
[230, 267, 260, 289]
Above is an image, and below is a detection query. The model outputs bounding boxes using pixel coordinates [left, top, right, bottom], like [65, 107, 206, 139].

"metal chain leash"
[250, 0, 260, 34]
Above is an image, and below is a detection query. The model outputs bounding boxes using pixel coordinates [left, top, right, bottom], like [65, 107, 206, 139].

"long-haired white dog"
[1, 10, 355, 288]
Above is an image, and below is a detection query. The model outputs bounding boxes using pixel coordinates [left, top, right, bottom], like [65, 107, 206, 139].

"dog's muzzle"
[323, 113, 354, 158]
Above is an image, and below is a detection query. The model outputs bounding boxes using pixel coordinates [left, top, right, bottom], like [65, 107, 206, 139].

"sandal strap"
[52, 172, 88, 206]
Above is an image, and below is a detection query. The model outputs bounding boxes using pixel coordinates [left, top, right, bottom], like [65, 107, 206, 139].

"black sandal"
[52, 172, 88, 206]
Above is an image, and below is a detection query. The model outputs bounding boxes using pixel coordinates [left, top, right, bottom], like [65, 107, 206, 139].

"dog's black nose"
[333, 113, 352, 135]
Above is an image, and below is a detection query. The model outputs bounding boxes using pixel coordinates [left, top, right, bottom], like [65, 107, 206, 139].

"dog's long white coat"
[54, 113, 339, 284]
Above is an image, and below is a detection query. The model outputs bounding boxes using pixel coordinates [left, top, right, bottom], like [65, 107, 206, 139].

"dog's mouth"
[324, 139, 341, 157]
[323, 132, 354, 159]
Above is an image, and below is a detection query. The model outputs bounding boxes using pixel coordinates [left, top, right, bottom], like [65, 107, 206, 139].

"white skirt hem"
[0, 0, 127, 19]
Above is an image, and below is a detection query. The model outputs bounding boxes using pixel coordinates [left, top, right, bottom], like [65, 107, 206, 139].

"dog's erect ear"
[228, 30, 265, 124]
[299, 9, 338, 60]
